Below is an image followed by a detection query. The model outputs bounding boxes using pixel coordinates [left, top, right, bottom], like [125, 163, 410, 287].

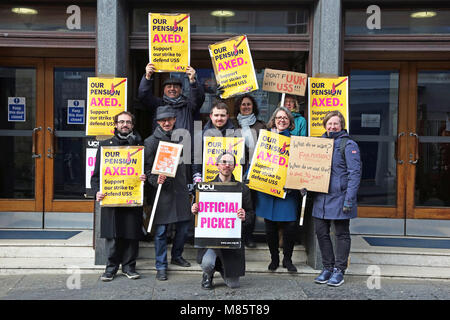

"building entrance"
[0, 57, 94, 228]
[346, 61, 450, 236]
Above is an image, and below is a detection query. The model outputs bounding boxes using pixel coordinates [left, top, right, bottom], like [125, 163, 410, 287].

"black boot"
[268, 255, 279, 271]
[201, 272, 214, 290]
[282, 257, 297, 273]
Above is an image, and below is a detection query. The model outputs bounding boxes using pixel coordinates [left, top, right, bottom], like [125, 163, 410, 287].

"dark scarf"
[113, 128, 141, 145]
[153, 125, 173, 141]
[162, 94, 187, 108]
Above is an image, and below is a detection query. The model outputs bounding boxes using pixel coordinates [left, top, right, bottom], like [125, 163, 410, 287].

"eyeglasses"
[117, 120, 132, 125]
[218, 160, 234, 166]
[275, 116, 289, 121]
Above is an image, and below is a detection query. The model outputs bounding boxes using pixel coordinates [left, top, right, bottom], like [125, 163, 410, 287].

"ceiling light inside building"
[410, 11, 437, 18]
[11, 7, 38, 15]
[211, 10, 235, 18]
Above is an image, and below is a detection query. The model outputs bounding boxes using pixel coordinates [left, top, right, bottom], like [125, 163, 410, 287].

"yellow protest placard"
[285, 136, 333, 193]
[86, 77, 127, 136]
[149, 13, 190, 72]
[247, 130, 290, 199]
[209, 35, 258, 99]
[202, 137, 245, 182]
[100, 146, 144, 207]
[308, 76, 349, 137]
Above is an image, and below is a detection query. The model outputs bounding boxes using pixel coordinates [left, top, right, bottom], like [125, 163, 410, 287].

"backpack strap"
[339, 137, 349, 164]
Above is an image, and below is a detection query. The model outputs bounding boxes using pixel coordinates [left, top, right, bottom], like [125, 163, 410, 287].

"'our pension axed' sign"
[209, 35, 258, 99]
[308, 76, 349, 137]
[86, 77, 127, 136]
[149, 13, 190, 72]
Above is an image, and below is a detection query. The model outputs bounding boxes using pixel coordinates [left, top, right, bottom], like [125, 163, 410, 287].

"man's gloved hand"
[343, 200, 352, 213]
[300, 188, 307, 197]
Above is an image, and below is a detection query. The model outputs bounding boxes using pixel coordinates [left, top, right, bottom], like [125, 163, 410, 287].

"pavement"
[1, 269, 449, 301]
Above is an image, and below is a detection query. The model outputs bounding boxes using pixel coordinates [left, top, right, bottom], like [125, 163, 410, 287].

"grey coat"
[144, 126, 191, 225]
[312, 130, 362, 220]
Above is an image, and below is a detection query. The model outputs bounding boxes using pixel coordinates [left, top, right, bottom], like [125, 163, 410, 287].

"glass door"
[0, 57, 94, 228]
[407, 62, 450, 221]
[44, 59, 95, 213]
[345, 62, 409, 220]
[346, 61, 450, 235]
[0, 58, 45, 215]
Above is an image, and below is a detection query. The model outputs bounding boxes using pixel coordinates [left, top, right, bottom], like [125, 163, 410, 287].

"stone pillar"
[306, 0, 342, 270]
[94, 0, 129, 265]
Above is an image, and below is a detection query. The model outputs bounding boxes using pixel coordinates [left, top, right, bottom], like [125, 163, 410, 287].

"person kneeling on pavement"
[191, 152, 255, 289]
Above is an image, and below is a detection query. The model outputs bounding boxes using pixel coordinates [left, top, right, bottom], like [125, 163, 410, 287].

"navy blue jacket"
[312, 130, 361, 220]
[254, 129, 300, 222]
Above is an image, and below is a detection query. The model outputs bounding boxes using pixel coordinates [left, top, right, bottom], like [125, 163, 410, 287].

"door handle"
[396, 132, 405, 164]
[409, 132, 419, 164]
[47, 127, 54, 158]
[32, 127, 42, 158]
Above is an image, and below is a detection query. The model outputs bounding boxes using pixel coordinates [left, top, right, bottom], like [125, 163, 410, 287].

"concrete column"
[95, 0, 129, 265]
[306, 0, 342, 270]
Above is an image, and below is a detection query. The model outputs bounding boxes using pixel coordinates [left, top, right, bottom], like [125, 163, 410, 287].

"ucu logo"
[270, 188, 281, 195]
[197, 184, 215, 191]
[88, 140, 99, 147]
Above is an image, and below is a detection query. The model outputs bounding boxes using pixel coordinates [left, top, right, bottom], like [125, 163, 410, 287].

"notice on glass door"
[8, 97, 26, 122]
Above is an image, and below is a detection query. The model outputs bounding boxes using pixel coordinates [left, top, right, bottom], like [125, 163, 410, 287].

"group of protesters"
[91, 63, 361, 289]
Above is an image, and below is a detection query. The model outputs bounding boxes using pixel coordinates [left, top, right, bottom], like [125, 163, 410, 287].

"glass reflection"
[415, 71, 450, 206]
[349, 70, 399, 206]
[133, 8, 308, 34]
[53, 67, 94, 200]
[0, 67, 36, 199]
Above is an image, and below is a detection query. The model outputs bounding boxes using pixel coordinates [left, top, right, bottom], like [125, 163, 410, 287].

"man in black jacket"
[191, 152, 255, 290]
[91, 111, 146, 281]
[192, 101, 236, 183]
[138, 63, 205, 135]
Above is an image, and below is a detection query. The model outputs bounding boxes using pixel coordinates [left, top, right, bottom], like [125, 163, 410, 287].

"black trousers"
[264, 219, 297, 260]
[314, 217, 351, 271]
[105, 238, 139, 274]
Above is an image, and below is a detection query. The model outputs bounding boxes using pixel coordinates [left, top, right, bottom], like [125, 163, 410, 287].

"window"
[345, 8, 450, 35]
[133, 7, 308, 35]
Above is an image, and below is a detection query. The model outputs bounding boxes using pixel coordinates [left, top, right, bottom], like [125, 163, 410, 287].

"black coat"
[192, 118, 237, 177]
[196, 175, 255, 278]
[90, 130, 144, 240]
[138, 75, 205, 134]
[144, 126, 192, 225]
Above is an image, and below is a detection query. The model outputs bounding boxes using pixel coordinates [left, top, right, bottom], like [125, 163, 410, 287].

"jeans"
[201, 249, 240, 288]
[154, 220, 190, 270]
[314, 217, 351, 271]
